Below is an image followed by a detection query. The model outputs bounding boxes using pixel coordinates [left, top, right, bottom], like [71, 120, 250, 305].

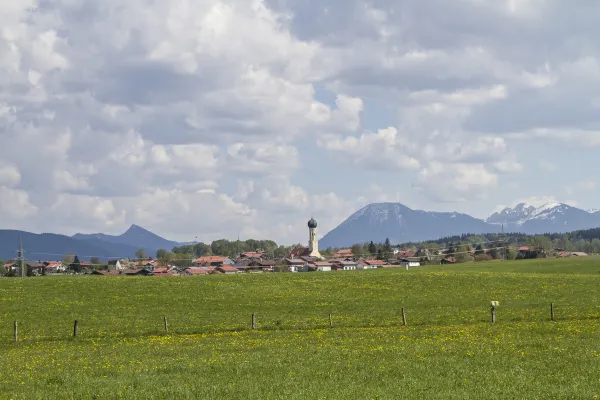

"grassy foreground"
[2, 258, 600, 399]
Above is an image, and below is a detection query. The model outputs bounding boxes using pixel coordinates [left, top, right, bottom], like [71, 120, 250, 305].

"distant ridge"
[320, 202, 600, 248]
[0, 225, 182, 261]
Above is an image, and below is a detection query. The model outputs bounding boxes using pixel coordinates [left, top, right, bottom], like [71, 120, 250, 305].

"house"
[398, 257, 421, 268]
[193, 256, 234, 267]
[182, 267, 211, 275]
[441, 257, 456, 265]
[246, 260, 276, 273]
[334, 249, 353, 258]
[310, 261, 332, 272]
[290, 246, 311, 259]
[107, 260, 123, 271]
[92, 270, 122, 276]
[358, 260, 385, 269]
[80, 261, 93, 270]
[239, 251, 265, 259]
[284, 258, 307, 272]
[123, 269, 152, 276]
[396, 250, 417, 259]
[216, 265, 240, 274]
[3, 263, 17, 272]
[152, 267, 177, 276]
[44, 262, 66, 273]
[332, 261, 358, 271]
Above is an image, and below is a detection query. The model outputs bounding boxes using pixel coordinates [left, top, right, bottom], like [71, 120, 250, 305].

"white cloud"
[1, 0, 600, 243]
[318, 127, 420, 170]
[413, 162, 499, 202]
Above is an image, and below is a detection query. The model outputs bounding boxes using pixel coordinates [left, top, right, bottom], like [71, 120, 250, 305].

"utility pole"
[501, 224, 507, 261]
[17, 237, 27, 278]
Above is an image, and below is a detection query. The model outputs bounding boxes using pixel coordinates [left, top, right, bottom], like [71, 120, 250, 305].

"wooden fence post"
[73, 320, 79, 337]
[329, 313, 333, 328]
[13, 321, 18, 342]
[252, 313, 256, 329]
[401, 308, 407, 326]
[164, 316, 168, 333]
[550, 303, 555, 321]
[491, 305, 496, 323]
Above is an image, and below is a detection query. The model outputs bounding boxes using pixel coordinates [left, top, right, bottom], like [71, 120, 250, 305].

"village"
[2, 217, 590, 277]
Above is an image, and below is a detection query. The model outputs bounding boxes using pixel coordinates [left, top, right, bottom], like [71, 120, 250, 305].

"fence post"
[550, 303, 555, 321]
[401, 308, 407, 326]
[491, 305, 496, 323]
[164, 316, 169, 333]
[73, 320, 79, 337]
[252, 313, 256, 329]
[329, 313, 333, 328]
[13, 321, 18, 342]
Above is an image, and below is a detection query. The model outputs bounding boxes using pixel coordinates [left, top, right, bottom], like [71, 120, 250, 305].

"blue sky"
[1, 0, 599, 244]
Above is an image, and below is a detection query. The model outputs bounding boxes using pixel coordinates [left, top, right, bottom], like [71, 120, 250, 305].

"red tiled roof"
[314, 261, 332, 266]
[218, 265, 239, 272]
[241, 252, 264, 258]
[194, 256, 227, 264]
[185, 268, 210, 275]
[365, 260, 385, 265]
[334, 249, 353, 256]
[519, 246, 530, 251]
[397, 251, 416, 258]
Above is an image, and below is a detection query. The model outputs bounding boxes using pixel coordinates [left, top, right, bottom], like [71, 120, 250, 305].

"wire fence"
[4, 302, 600, 345]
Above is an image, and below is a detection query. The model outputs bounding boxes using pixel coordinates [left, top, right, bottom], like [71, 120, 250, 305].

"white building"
[399, 258, 421, 268]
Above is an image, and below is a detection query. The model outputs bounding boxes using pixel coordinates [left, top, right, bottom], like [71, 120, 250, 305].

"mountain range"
[3, 201, 600, 260]
[319, 202, 600, 248]
[0, 225, 184, 262]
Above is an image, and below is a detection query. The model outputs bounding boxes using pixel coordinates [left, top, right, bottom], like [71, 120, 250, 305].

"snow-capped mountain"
[320, 202, 600, 248]
[487, 202, 600, 234]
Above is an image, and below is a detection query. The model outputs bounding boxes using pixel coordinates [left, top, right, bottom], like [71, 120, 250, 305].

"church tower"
[308, 218, 322, 258]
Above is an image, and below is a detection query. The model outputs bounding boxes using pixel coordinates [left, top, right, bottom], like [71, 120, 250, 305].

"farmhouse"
[309, 261, 332, 272]
[107, 260, 123, 270]
[216, 265, 241, 274]
[399, 257, 421, 268]
[331, 261, 358, 271]
[193, 256, 234, 267]
[182, 267, 210, 275]
[284, 258, 307, 272]
[123, 269, 152, 276]
[358, 260, 385, 270]
[334, 249, 353, 258]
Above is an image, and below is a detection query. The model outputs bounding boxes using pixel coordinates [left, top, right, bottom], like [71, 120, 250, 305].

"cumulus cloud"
[0, 0, 599, 244]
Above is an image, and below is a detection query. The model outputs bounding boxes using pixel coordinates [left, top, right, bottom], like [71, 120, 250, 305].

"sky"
[1, 0, 599, 244]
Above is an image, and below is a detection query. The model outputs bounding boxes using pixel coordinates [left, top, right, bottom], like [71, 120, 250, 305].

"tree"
[157, 251, 175, 266]
[351, 244, 363, 257]
[90, 257, 101, 266]
[171, 253, 194, 268]
[0, 264, 7, 275]
[70, 256, 81, 273]
[368, 241, 377, 255]
[63, 253, 75, 265]
[156, 249, 168, 260]
[474, 244, 484, 256]
[383, 238, 392, 254]
[376, 248, 384, 261]
[135, 249, 146, 260]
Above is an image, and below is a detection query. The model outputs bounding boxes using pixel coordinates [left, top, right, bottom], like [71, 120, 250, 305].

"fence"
[5, 302, 600, 344]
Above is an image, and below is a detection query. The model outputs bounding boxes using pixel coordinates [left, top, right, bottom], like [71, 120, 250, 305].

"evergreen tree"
[368, 241, 377, 255]
[70, 256, 81, 273]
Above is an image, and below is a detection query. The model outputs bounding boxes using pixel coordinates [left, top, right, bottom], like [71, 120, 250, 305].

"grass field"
[2, 258, 600, 399]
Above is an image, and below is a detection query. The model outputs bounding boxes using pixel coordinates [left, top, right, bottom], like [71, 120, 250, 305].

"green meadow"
[2, 257, 600, 399]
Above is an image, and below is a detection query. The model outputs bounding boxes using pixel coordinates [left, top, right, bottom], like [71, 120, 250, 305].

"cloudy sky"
[1, 0, 599, 244]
